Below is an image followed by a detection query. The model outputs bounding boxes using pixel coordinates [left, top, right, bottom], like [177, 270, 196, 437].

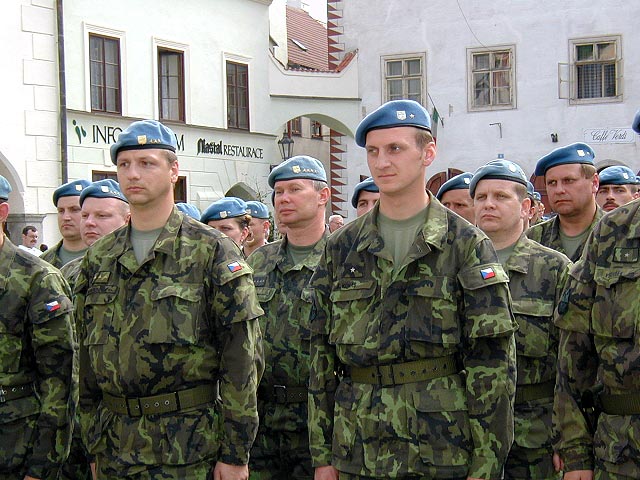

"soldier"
[552, 111, 640, 480]
[0, 174, 77, 479]
[41, 179, 91, 268]
[244, 200, 271, 257]
[530, 191, 545, 226]
[248, 156, 330, 479]
[595, 165, 640, 212]
[201, 197, 252, 248]
[435, 172, 475, 224]
[526, 143, 601, 261]
[470, 160, 570, 480]
[60, 179, 131, 289]
[308, 100, 517, 480]
[75, 120, 263, 479]
[350, 177, 379, 217]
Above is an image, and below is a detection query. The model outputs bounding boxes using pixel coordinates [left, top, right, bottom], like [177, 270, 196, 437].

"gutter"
[56, 0, 68, 183]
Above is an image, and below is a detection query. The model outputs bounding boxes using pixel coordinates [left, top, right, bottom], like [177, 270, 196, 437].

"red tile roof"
[286, 6, 328, 71]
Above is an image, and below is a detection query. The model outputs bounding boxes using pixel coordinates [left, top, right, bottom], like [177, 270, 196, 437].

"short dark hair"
[22, 225, 37, 235]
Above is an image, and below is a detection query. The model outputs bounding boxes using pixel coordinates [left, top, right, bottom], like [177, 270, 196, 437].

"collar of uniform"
[626, 200, 640, 239]
[503, 234, 532, 274]
[0, 236, 18, 290]
[278, 231, 329, 272]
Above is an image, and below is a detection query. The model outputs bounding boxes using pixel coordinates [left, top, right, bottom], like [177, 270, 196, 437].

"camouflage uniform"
[308, 199, 517, 479]
[0, 236, 77, 479]
[59, 255, 92, 480]
[526, 210, 603, 261]
[248, 233, 328, 480]
[554, 199, 640, 477]
[502, 235, 570, 480]
[40, 239, 64, 268]
[75, 208, 263, 478]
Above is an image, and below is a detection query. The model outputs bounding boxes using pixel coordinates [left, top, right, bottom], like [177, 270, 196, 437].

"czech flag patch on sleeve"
[480, 267, 496, 280]
[227, 261, 243, 273]
[45, 300, 60, 312]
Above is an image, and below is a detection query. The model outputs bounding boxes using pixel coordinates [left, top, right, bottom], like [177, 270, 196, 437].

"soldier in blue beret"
[175, 202, 201, 220]
[249, 154, 330, 479]
[79, 179, 128, 206]
[76, 118, 263, 479]
[41, 179, 91, 268]
[471, 159, 570, 480]
[351, 177, 379, 217]
[201, 197, 251, 247]
[244, 201, 271, 257]
[308, 100, 516, 480]
[596, 165, 640, 212]
[527, 142, 601, 261]
[435, 172, 475, 224]
[633, 109, 640, 134]
[0, 173, 78, 479]
[110, 119, 177, 164]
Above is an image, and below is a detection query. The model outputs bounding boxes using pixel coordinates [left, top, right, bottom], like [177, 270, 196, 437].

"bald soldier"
[308, 100, 516, 480]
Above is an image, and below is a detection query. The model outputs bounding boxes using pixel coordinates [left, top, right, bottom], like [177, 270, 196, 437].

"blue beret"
[246, 200, 269, 219]
[469, 159, 528, 198]
[0, 174, 12, 201]
[355, 100, 432, 147]
[201, 197, 248, 223]
[176, 202, 201, 220]
[633, 110, 640, 134]
[268, 155, 327, 188]
[598, 166, 639, 186]
[53, 179, 91, 206]
[351, 177, 379, 208]
[534, 142, 595, 177]
[435, 172, 473, 201]
[533, 191, 541, 202]
[110, 120, 177, 164]
[526, 181, 535, 198]
[79, 179, 128, 206]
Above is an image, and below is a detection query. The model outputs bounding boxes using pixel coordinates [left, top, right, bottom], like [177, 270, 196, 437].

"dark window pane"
[89, 34, 121, 114]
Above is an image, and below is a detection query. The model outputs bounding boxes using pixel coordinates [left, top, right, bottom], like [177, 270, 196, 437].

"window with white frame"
[468, 46, 515, 111]
[572, 36, 621, 102]
[158, 48, 185, 122]
[382, 54, 426, 104]
[89, 34, 121, 114]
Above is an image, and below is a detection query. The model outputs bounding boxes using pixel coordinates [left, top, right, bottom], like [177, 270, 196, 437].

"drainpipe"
[56, 0, 68, 183]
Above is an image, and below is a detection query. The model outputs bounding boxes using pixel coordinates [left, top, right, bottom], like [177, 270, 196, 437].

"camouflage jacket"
[40, 239, 64, 268]
[248, 232, 327, 432]
[0, 237, 77, 479]
[75, 208, 264, 472]
[526, 208, 603, 261]
[60, 256, 82, 292]
[503, 235, 570, 451]
[553, 199, 640, 476]
[308, 199, 517, 479]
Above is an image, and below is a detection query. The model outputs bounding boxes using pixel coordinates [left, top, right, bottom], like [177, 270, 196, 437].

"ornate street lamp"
[277, 132, 294, 161]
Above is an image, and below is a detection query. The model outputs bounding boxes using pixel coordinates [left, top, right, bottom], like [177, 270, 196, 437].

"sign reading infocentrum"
[196, 138, 264, 159]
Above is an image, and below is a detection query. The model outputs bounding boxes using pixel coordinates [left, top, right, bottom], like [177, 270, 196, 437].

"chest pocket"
[592, 266, 640, 340]
[84, 287, 117, 346]
[0, 294, 25, 373]
[512, 298, 555, 358]
[255, 286, 277, 304]
[148, 283, 203, 345]
[329, 280, 375, 345]
[404, 277, 459, 346]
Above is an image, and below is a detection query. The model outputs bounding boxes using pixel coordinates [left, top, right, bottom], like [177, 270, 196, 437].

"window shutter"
[557, 62, 571, 99]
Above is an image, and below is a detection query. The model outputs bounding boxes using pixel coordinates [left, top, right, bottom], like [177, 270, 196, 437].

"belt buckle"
[0, 387, 5, 403]
[273, 385, 287, 403]
[377, 365, 395, 386]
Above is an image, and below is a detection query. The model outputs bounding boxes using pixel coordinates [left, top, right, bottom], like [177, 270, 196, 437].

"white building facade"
[1, 0, 360, 244]
[337, 0, 640, 207]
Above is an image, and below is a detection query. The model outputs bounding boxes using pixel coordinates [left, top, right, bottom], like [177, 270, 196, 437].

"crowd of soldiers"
[0, 101, 638, 480]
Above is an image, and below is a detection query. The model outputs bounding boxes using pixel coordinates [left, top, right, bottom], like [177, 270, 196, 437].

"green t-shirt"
[559, 227, 591, 260]
[58, 245, 87, 266]
[131, 227, 163, 264]
[287, 240, 319, 265]
[496, 243, 517, 268]
[378, 206, 429, 267]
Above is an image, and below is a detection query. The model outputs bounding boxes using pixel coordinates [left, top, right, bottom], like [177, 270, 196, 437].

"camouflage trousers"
[337, 474, 467, 480]
[59, 420, 92, 480]
[504, 443, 560, 479]
[594, 467, 639, 480]
[95, 459, 214, 479]
[249, 426, 312, 480]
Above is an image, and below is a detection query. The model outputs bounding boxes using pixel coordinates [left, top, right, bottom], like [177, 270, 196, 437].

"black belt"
[102, 384, 218, 417]
[347, 355, 459, 386]
[515, 380, 555, 404]
[0, 383, 34, 403]
[600, 392, 640, 415]
[259, 385, 307, 404]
